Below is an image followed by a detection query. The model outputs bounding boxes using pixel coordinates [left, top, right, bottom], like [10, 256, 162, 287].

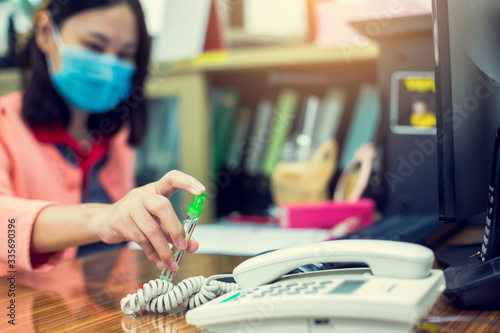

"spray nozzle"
[187, 192, 206, 218]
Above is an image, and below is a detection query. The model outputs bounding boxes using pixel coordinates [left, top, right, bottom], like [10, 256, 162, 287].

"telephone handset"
[187, 239, 445, 333]
[233, 239, 434, 288]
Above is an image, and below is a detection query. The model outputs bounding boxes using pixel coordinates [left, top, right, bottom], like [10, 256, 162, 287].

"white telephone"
[186, 239, 445, 333]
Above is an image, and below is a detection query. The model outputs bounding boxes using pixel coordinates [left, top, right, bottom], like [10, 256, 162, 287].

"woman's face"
[36, 3, 138, 72]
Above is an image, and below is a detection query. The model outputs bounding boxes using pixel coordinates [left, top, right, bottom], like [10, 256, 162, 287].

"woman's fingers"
[120, 222, 163, 269]
[154, 170, 205, 197]
[143, 194, 186, 250]
[129, 200, 176, 270]
[98, 172, 205, 270]
[159, 224, 199, 254]
[186, 237, 199, 253]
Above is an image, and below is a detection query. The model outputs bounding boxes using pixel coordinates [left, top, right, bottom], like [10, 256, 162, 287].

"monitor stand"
[436, 212, 484, 267]
[441, 132, 500, 309]
[436, 243, 481, 268]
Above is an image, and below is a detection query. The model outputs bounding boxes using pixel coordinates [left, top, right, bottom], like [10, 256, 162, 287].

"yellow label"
[404, 77, 435, 93]
[192, 51, 228, 67]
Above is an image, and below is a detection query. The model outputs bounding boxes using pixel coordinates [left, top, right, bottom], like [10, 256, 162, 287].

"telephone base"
[202, 318, 411, 333]
[444, 255, 500, 309]
[186, 269, 445, 333]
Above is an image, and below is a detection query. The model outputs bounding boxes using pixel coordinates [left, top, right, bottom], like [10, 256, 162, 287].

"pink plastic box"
[280, 199, 375, 230]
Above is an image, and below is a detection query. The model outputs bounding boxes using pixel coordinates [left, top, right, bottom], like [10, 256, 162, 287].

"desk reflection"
[122, 312, 186, 333]
[0, 246, 246, 332]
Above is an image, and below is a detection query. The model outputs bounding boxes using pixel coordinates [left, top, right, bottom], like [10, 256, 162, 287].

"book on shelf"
[339, 83, 381, 169]
[244, 98, 274, 176]
[312, 87, 347, 150]
[261, 89, 299, 177]
[226, 107, 252, 168]
[212, 88, 240, 173]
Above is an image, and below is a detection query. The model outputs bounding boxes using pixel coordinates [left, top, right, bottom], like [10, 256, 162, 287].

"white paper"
[128, 223, 330, 256]
[314, 0, 431, 48]
[243, 0, 308, 38]
[139, 0, 168, 36]
[151, 0, 212, 62]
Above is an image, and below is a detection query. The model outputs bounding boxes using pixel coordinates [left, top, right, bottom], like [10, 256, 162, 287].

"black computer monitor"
[434, 0, 500, 309]
[435, 0, 500, 226]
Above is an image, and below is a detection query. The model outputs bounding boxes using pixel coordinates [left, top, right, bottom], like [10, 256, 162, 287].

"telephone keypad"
[227, 280, 345, 302]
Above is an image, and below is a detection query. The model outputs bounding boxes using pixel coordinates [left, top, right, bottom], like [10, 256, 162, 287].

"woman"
[0, 0, 203, 273]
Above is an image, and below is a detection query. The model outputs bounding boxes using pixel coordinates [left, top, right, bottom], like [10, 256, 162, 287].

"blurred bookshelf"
[147, 43, 379, 221]
[0, 42, 379, 221]
[152, 42, 379, 75]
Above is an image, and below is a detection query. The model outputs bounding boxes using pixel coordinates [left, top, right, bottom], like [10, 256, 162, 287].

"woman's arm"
[31, 203, 105, 252]
[31, 170, 205, 271]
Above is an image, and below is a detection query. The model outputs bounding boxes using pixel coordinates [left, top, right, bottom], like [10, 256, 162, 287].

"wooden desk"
[0, 247, 246, 332]
[1, 243, 500, 332]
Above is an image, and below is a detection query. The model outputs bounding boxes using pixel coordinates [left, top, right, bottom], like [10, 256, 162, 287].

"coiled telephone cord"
[120, 274, 238, 314]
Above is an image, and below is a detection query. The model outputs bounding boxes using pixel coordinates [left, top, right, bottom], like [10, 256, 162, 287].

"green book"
[213, 88, 240, 173]
[261, 89, 299, 177]
[245, 99, 274, 176]
[226, 107, 252, 168]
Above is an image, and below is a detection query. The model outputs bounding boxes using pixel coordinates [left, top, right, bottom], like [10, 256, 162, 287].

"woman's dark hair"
[19, 0, 151, 146]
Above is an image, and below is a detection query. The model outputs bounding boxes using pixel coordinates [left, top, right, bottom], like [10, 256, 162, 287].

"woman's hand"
[94, 170, 205, 271]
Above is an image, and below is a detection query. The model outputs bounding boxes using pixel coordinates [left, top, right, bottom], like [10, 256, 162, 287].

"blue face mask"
[47, 27, 136, 114]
